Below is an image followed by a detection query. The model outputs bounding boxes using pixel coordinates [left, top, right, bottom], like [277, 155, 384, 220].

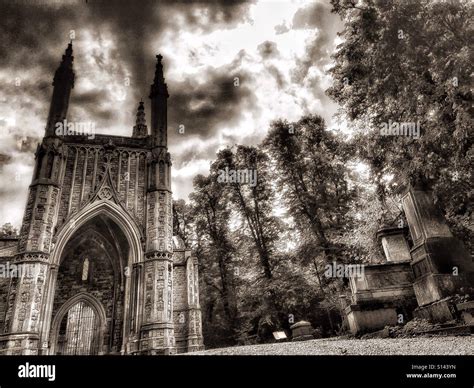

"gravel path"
[189, 336, 474, 356]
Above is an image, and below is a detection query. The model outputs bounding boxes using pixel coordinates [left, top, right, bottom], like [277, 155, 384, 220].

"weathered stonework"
[345, 184, 473, 334]
[402, 185, 474, 322]
[345, 260, 417, 334]
[0, 45, 203, 355]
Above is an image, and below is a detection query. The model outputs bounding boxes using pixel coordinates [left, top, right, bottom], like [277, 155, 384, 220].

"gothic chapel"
[0, 43, 204, 355]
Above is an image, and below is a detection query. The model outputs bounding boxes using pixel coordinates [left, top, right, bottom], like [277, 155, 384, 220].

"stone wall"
[56, 138, 149, 232]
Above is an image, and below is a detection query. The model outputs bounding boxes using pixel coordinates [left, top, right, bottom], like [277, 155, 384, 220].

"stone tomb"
[345, 184, 473, 334]
[290, 321, 314, 341]
[402, 185, 474, 323]
[345, 225, 417, 334]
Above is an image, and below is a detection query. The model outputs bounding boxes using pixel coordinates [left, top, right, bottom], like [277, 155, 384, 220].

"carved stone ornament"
[98, 186, 113, 200]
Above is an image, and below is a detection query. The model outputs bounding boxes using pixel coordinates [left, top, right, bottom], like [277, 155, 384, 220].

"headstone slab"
[376, 226, 411, 262]
[401, 186, 453, 247]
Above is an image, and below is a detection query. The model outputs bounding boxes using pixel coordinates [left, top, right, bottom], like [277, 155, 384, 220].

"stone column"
[140, 125, 176, 354]
[125, 262, 143, 354]
[0, 255, 49, 355]
[186, 256, 204, 352]
[0, 140, 65, 354]
[401, 184, 474, 321]
[140, 251, 175, 354]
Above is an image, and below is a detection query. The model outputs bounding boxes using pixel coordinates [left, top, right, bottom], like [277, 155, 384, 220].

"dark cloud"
[257, 41, 286, 89]
[274, 22, 290, 35]
[246, 2, 341, 129]
[13, 135, 39, 154]
[292, 2, 330, 30]
[0, 154, 11, 170]
[291, 29, 332, 83]
[84, 1, 158, 101]
[69, 90, 115, 124]
[168, 52, 257, 140]
[2, 75, 53, 105]
[289, 2, 343, 88]
[69, 105, 115, 126]
[0, 0, 255, 125]
[0, 3, 78, 70]
[257, 41, 280, 59]
[166, 0, 254, 30]
[266, 64, 286, 90]
[171, 140, 222, 171]
[84, 0, 254, 101]
[71, 90, 108, 105]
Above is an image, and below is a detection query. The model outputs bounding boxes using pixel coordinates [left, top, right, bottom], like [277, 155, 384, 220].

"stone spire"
[142, 54, 175, 354]
[149, 54, 169, 147]
[132, 100, 148, 138]
[45, 42, 75, 137]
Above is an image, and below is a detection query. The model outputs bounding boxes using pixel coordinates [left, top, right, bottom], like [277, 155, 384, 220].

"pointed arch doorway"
[43, 201, 144, 355]
[51, 294, 106, 355]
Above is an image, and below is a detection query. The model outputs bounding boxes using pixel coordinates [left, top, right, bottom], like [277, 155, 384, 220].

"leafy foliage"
[327, 0, 473, 247]
[0, 223, 18, 238]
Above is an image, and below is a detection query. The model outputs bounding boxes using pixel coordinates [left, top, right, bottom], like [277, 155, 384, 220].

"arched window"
[81, 258, 89, 281]
[56, 301, 99, 355]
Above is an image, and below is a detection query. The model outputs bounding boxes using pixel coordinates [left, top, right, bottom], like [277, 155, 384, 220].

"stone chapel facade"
[0, 43, 204, 355]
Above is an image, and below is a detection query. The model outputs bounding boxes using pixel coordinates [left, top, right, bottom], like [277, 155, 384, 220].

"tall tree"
[214, 146, 280, 280]
[172, 199, 192, 245]
[327, 0, 473, 246]
[212, 146, 286, 340]
[0, 223, 18, 238]
[264, 115, 357, 332]
[190, 174, 238, 346]
[264, 115, 356, 266]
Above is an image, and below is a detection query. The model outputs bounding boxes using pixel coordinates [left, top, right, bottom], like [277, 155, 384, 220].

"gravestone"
[345, 225, 416, 334]
[401, 184, 474, 322]
[290, 321, 314, 341]
[376, 226, 411, 262]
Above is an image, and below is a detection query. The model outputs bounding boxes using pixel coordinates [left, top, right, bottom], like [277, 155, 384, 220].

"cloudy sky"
[0, 0, 344, 228]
